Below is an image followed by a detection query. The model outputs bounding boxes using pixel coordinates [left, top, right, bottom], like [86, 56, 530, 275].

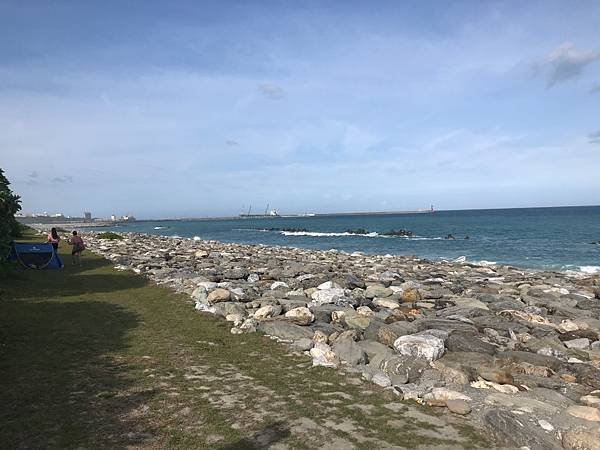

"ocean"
[95, 206, 600, 274]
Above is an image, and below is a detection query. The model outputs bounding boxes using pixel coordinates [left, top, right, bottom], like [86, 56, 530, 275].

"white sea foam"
[454, 256, 467, 263]
[153, 226, 166, 230]
[280, 231, 380, 237]
[579, 265, 600, 274]
[476, 260, 497, 266]
[279, 230, 444, 240]
[193, 236, 202, 241]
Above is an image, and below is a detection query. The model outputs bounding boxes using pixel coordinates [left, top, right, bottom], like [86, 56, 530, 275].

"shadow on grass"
[0, 299, 153, 448]
[2, 252, 147, 299]
[220, 421, 291, 450]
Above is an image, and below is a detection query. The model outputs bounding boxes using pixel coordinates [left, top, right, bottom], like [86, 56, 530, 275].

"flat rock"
[484, 408, 562, 450]
[446, 399, 471, 415]
[365, 285, 393, 299]
[446, 332, 497, 355]
[566, 405, 600, 422]
[257, 321, 313, 342]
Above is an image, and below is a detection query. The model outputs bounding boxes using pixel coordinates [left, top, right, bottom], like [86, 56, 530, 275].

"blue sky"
[2, 0, 599, 218]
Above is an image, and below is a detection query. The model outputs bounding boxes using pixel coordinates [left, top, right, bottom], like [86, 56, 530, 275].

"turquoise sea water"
[96, 206, 600, 273]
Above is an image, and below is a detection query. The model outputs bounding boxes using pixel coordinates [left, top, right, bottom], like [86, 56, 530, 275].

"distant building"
[122, 215, 136, 222]
[84, 211, 92, 223]
[110, 215, 117, 221]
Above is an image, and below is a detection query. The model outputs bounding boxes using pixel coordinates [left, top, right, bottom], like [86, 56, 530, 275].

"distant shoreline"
[17, 204, 600, 226]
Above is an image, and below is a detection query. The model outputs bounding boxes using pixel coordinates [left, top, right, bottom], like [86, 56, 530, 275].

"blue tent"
[8, 241, 64, 269]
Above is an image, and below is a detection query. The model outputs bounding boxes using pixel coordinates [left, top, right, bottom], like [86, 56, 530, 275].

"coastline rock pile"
[86, 232, 600, 449]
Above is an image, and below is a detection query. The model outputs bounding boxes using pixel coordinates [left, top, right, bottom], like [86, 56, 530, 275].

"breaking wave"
[579, 265, 600, 275]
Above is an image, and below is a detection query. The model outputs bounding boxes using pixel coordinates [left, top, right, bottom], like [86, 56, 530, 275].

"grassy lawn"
[0, 229, 489, 449]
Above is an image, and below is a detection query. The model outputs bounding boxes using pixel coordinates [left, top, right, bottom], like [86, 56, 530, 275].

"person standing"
[67, 231, 85, 266]
[47, 227, 60, 251]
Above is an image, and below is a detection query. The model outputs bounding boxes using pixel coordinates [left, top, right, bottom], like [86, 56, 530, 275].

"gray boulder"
[257, 321, 313, 342]
[332, 337, 367, 366]
[484, 409, 561, 450]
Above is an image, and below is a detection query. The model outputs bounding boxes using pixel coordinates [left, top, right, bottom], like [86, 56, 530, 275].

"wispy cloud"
[589, 130, 600, 144]
[225, 139, 240, 146]
[28, 171, 38, 178]
[258, 83, 284, 100]
[533, 42, 600, 88]
[591, 83, 600, 94]
[51, 175, 73, 183]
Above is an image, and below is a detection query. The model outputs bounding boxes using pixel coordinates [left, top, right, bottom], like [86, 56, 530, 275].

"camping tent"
[8, 241, 64, 269]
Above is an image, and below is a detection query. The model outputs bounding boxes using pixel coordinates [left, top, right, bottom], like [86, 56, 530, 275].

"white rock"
[284, 307, 314, 325]
[423, 388, 471, 405]
[317, 281, 342, 290]
[356, 306, 373, 317]
[225, 314, 244, 326]
[371, 372, 392, 387]
[310, 342, 339, 368]
[247, 273, 260, 283]
[372, 298, 400, 309]
[254, 305, 281, 320]
[470, 378, 519, 394]
[229, 287, 246, 301]
[285, 289, 305, 298]
[558, 319, 579, 333]
[296, 274, 315, 282]
[393, 333, 445, 362]
[270, 281, 289, 290]
[198, 281, 218, 290]
[538, 419, 554, 431]
[580, 395, 600, 407]
[331, 310, 346, 323]
[311, 288, 346, 305]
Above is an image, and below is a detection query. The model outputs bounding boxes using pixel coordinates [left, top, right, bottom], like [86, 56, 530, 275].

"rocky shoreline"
[84, 231, 600, 449]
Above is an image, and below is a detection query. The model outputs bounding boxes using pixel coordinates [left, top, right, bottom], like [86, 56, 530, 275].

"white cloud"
[533, 42, 600, 88]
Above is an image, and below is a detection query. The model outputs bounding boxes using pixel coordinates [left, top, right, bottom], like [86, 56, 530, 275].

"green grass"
[97, 231, 124, 240]
[0, 229, 489, 449]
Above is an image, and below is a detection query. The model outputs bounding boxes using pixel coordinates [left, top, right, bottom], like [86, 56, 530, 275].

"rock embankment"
[87, 232, 600, 450]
